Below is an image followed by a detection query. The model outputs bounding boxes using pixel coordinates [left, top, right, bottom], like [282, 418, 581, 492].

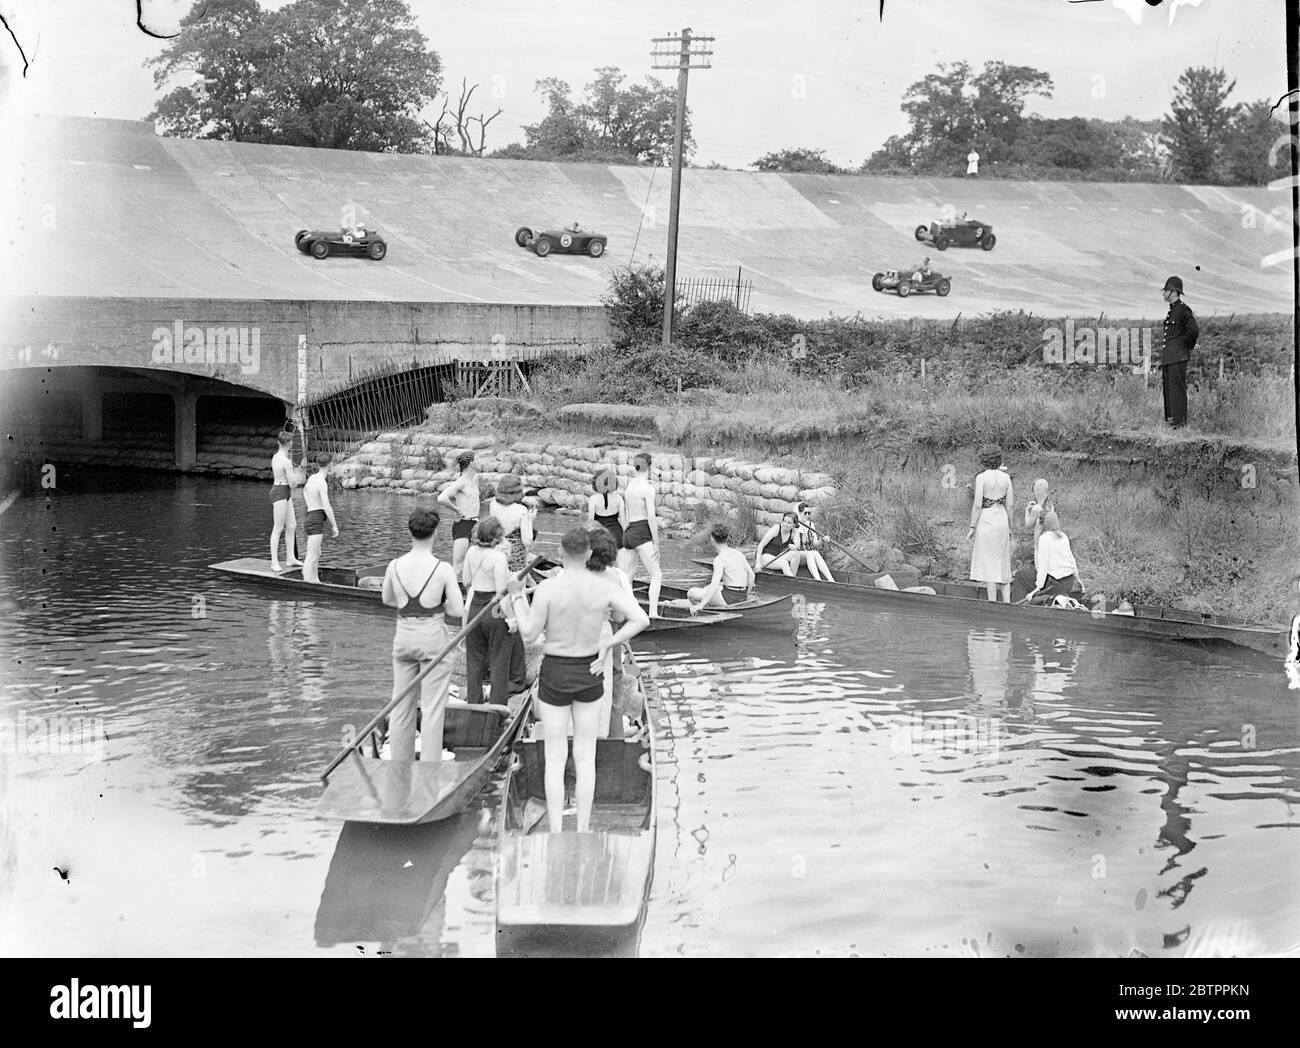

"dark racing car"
[295, 225, 388, 260]
[514, 222, 607, 258]
[914, 213, 995, 251]
[872, 261, 951, 297]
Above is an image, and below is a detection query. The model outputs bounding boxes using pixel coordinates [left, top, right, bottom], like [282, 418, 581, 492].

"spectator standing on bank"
[966, 148, 980, 176]
[1160, 276, 1198, 428]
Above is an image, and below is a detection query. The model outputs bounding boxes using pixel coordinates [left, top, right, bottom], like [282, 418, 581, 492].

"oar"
[799, 521, 878, 577]
[320, 553, 547, 783]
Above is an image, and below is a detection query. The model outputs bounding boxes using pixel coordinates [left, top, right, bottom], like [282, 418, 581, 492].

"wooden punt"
[317, 695, 531, 825]
[210, 557, 745, 635]
[632, 579, 798, 633]
[494, 652, 657, 931]
[694, 559, 1291, 659]
[316, 639, 545, 826]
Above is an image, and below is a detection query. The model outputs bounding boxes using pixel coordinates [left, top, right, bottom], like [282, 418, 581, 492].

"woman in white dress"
[968, 445, 1013, 602]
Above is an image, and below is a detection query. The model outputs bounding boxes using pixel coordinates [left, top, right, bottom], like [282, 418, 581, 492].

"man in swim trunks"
[617, 451, 663, 618]
[269, 431, 302, 573]
[506, 526, 648, 833]
[437, 450, 480, 574]
[688, 523, 755, 610]
[301, 452, 339, 584]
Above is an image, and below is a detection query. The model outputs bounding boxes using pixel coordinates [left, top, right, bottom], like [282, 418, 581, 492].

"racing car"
[514, 222, 607, 258]
[295, 226, 387, 260]
[914, 214, 995, 251]
[872, 262, 951, 297]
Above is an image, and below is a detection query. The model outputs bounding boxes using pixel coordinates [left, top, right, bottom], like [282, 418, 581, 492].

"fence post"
[1218, 356, 1224, 381]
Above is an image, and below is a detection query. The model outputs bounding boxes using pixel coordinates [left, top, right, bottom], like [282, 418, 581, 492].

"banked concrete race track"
[6, 114, 1293, 320]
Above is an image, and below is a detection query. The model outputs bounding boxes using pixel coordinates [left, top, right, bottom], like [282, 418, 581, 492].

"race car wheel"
[981, 233, 996, 251]
[897, 280, 911, 297]
[588, 239, 605, 258]
[534, 237, 552, 257]
[311, 240, 330, 259]
[936, 279, 951, 297]
[914, 224, 928, 241]
[367, 240, 387, 260]
[559, 233, 573, 249]
[871, 273, 884, 291]
[934, 235, 948, 251]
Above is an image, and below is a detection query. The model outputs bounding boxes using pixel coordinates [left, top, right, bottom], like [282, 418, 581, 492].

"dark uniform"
[1160, 277, 1198, 428]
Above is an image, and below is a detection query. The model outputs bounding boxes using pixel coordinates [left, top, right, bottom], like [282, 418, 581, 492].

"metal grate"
[297, 359, 452, 460]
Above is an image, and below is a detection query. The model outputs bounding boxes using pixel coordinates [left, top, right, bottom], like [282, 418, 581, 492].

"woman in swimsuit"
[790, 501, 835, 582]
[968, 444, 1014, 602]
[461, 516, 527, 707]
[489, 473, 534, 574]
[381, 507, 465, 763]
[756, 511, 807, 578]
[586, 470, 625, 549]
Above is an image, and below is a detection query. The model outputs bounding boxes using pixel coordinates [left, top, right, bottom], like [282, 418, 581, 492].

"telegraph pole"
[652, 27, 713, 346]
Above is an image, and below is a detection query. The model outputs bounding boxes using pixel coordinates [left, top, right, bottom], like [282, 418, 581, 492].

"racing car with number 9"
[914, 214, 996, 251]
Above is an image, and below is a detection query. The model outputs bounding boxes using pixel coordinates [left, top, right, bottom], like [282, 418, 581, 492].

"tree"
[753, 147, 844, 173]
[969, 62, 1054, 156]
[1221, 98, 1284, 185]
[1161, 66, 1240, 183]
[493, 68, 689, 164]
[426, 78, 503, 156]
[864, 61, 1053, 174]
[146, 0, 442, 153]
[146, 0, 275, 142]
[581, 67, 683, 164]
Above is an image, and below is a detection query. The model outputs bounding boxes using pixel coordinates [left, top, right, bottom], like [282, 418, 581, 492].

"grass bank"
[512, 321, 1298, 623]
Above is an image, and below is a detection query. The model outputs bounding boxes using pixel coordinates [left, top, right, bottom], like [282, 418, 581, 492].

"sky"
[0, 0, 1290, 168]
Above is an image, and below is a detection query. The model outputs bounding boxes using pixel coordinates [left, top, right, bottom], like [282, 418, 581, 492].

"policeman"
[1160, 276, 1198, 428]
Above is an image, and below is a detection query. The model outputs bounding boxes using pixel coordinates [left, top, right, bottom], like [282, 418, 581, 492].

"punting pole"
[801, 521, 881, 577]
[319, 554, 548, 783]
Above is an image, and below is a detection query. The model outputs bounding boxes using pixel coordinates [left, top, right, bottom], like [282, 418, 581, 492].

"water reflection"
[315, 814, 480, 950]
[267, 600, 328, 708]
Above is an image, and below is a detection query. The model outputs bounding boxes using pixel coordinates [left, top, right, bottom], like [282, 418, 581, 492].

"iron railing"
[676, 269, 753, 313]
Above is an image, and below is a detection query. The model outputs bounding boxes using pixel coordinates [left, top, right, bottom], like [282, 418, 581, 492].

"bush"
[530, 343, 729, 405]
[601, 264, 672, 349]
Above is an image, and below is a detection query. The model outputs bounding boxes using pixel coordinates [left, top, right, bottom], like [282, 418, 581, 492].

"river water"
[1, 473, 1296, 957]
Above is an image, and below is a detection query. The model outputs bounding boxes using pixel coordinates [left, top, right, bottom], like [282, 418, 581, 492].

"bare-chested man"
[436, 451, 480, 574]
[506, 526, 648, 833]
[617, 452, 663, 617]
[269, 431, 303, 572]
[688, 523, 755, 610]
[301, 452, 338, 584]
